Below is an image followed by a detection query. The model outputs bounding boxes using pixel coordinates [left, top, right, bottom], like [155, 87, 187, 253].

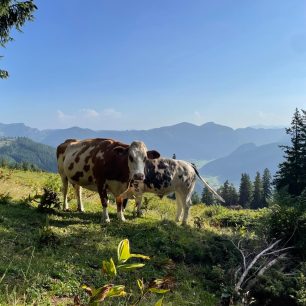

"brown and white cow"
[56, 138, 160, 222]
[122, 158, 224, 225]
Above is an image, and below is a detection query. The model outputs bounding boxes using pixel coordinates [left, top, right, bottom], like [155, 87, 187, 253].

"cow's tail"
[191, 163, 225, 203]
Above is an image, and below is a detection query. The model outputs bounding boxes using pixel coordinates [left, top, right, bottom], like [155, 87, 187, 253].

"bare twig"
[257, 254, 287, 276]
[234, 239, 281, 292]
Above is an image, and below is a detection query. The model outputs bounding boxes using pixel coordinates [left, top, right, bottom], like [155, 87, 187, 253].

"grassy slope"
[0, 168, 265, 306]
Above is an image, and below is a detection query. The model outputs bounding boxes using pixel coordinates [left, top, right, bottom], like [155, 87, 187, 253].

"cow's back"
[57, 138, 129, 192]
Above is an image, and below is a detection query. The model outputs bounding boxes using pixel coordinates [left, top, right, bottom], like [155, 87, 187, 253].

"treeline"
[197, 168, 272, 209]
[0, 157, 42, 171]
[195, 107, 306, 209]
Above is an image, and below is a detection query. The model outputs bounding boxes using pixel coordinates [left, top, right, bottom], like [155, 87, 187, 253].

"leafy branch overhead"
[0, 0, 37, 78]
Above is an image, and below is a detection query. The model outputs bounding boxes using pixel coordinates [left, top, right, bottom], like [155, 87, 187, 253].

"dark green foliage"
[251, 172, 263, 209]
[191, 191, 200, 204]
[274, 108, 306, 196]
[218, 180, 238, 206]
[37, 188, 61, 210]
[38, 217, 60, 247]
[201, 185, 214, 205]
[0, 0, 37, 78]
[259, 194, 306, 257]
[262, 168, 272, 207]
[0, 192, 12, 204]
[0, 137, 56, 172]
[238, 173, 252, 208]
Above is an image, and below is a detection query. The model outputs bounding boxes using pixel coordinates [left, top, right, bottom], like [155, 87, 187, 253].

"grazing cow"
[122, 158, 224, 225]
[56, 138, 160, 222]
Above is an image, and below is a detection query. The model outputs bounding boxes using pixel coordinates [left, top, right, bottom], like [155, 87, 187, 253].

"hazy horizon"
[0, 119, 287, 132]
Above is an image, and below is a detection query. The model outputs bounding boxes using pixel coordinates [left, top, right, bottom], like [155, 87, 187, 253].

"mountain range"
[0, 122, 288, 185]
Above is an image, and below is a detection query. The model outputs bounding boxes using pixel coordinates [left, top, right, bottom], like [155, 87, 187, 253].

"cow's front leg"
[135, 195, 143, 217]
[61, 176, 69, 211]
[116, 197, 126, 222]
[98, 187, 110, 222]
[73, 184, 84, 212]
[102, 198, 110, 222]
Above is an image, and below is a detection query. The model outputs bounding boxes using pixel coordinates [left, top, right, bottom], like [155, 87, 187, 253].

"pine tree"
[228, 183, 239, 206]
[274, 108, 306, 196]
[191, 191, 200, 204]
[301, 110, 306, 191]
[262, 168, 272, 207]
[251, 172, 263, 209]
[238, 173, 252, 208]
[219, 180, 238, 206]
[218, 180, 230, 206]
[201, 185, 214, 205]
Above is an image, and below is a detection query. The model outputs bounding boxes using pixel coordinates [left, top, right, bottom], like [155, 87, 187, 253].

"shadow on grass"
[0, 200, 238, 305]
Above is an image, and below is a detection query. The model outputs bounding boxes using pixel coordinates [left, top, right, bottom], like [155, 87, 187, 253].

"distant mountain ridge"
[200, 142, 286, 185]
[0, 122, 287, 161]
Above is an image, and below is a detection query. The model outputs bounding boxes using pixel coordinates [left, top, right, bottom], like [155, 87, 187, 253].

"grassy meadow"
[0, 168, 304, 306]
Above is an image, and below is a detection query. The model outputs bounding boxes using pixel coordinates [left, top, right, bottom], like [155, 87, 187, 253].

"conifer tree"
[238, 173, 252, 208]
[201, 185, 214, 205]
[274, 108, 306, 196]
[219, 180, 238, 206]
[262, 168, 272, 207]
[251, 172, 263, 209]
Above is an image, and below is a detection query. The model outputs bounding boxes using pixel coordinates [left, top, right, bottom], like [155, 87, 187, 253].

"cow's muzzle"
[133, 173, 145, 181]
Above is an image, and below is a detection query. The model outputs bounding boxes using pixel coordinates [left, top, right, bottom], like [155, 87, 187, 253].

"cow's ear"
[114, 146, 128, 155]
[147, 150, 160, 159]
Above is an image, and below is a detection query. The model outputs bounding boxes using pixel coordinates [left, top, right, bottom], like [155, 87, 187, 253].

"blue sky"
[0, 0, 305, 130]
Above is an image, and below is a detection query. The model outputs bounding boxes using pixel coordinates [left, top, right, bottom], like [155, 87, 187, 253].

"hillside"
[0, 122, 287, 160]
[0, 137, 57, 172]
[200, 142, 285, 185]
[0, 168, 304, 306]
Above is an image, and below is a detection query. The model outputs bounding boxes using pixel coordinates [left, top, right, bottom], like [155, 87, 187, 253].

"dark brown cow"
[56, 138, 160, 222]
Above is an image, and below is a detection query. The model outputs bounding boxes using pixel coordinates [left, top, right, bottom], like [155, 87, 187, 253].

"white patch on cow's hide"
[96, 151, 104, 160]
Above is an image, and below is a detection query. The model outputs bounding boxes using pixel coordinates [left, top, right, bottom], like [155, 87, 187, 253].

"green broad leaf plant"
[82, 239, 170, 306]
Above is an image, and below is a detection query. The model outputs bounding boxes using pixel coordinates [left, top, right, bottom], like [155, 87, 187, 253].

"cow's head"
[114, 141, 160, 181]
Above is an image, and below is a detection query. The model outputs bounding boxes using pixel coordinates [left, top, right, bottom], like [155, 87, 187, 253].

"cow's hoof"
[77, 209, 85, 213]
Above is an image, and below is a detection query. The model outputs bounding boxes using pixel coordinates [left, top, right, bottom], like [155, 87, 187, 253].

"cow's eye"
[129, 155, 134, 162]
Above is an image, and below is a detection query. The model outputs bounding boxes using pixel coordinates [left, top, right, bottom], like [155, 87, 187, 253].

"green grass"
[0, 167, 270, 306]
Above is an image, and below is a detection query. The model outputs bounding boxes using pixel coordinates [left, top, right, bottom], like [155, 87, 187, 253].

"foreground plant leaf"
[106, 285, 127, 298]
[117, 239, 131, 263]
[137, 278, 144, 293]
[102, 258, 117, 277]
[89, 284, 113, 304]
[149, 288, 170, 294]
[81, 284, 93, 296]
[117, 263, 145, 270]
[154, 296, 164, 306]
[130, 253, 150, 260]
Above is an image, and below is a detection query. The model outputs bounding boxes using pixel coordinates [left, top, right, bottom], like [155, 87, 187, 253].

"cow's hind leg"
[176, 191, 192, 226]
[60, 175, 69, 211]
[73, 184, 84, 212]
[115, 197, 126, 222]
[175, 192, 184, 222]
